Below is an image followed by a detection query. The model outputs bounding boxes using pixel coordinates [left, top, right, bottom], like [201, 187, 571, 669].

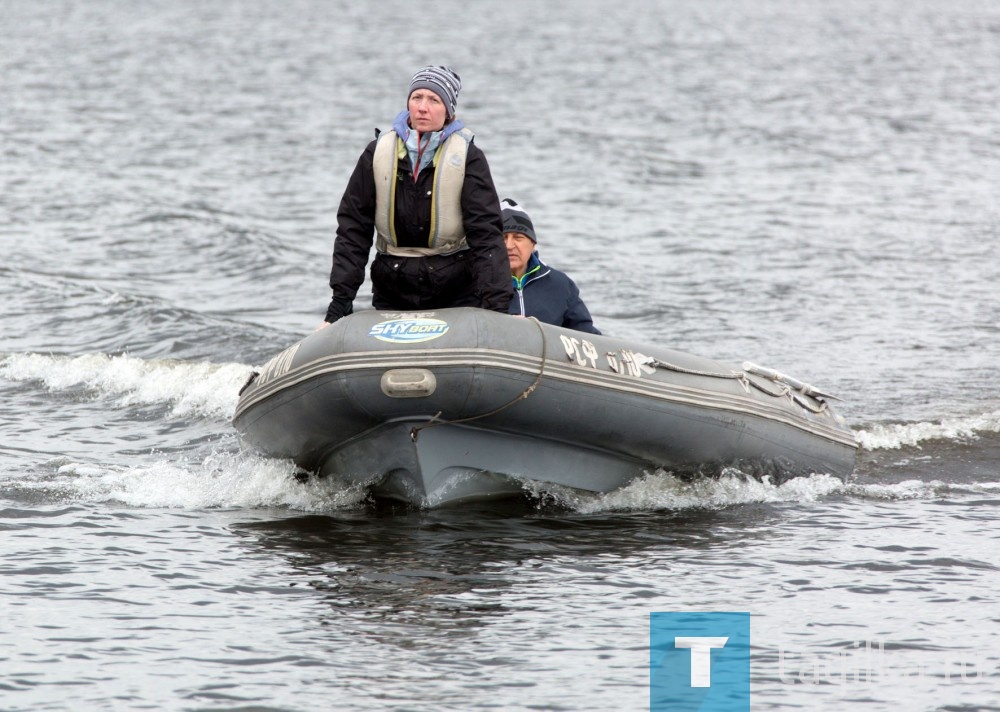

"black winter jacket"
[324, 128, 512, 323]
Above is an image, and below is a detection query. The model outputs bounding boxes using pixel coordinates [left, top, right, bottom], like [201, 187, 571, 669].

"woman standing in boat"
[501, 199, 600, 335]
[319, 66, 511, 328]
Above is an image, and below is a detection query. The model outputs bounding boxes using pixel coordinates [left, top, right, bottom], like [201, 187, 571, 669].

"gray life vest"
[373, 127, 473, 256]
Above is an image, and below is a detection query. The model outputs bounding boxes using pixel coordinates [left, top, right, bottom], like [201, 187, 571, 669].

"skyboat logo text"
[369, 318, 450, 344]
[650, 612, 750, 712]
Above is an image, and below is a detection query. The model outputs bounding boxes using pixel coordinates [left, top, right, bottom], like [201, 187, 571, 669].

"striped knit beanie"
[408, 66, 462, 118]
[500, 199, 536, 243]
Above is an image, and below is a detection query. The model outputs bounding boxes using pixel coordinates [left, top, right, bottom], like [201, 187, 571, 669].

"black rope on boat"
[238, 370, 260, 396]
[409, 317, 548, 442]
[410, 411, 444, 441]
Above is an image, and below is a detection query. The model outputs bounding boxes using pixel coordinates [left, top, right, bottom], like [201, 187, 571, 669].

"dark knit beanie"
[500, 199, 536, 243]
[408, 66, 462, 119]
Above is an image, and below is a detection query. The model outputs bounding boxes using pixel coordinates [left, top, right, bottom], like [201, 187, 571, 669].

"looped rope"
[410, 317, 548, 442]
[650, 358, 830, 413]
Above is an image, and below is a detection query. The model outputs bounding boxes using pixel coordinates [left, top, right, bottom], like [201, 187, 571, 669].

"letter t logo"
[674, 637, 729, 687]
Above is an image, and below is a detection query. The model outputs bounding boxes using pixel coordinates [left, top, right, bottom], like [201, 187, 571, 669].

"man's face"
[504, 232, 535, 278]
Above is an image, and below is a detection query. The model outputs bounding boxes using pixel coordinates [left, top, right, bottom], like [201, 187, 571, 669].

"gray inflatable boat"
[233, 307, 857, 507]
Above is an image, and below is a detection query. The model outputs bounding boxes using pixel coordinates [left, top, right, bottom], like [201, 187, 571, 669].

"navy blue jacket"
[508, 253, 600, 334]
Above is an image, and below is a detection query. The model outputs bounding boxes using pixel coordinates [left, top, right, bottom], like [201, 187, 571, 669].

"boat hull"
[233, 308, 857, 506]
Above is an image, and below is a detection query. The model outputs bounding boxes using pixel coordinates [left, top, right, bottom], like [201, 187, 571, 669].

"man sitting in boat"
[501, 199, 600, 334]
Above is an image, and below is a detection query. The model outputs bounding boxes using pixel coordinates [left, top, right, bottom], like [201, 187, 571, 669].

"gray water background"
[2, 0, 999, 709]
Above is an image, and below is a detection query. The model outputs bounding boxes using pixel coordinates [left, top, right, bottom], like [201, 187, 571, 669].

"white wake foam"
[854, 409, 1000, 451]
[522, 470, 849, 513]
[6, 450, 369, 512]
[0, 352, 253, 420]
[525, 470, 1000, 513]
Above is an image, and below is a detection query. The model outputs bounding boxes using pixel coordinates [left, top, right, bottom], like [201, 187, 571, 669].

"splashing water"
[1, 352, 253, 420]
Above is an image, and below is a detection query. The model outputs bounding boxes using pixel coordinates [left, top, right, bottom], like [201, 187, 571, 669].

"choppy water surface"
[2, 1, 999, 710]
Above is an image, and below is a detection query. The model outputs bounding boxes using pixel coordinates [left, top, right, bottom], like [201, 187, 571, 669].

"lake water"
[2, 1, 999, 710]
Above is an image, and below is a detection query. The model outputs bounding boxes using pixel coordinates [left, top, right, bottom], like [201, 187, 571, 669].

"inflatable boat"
[233, 308, 857, 507]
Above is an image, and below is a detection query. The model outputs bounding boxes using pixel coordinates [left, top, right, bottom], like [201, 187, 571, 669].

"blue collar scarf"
[391, 110, 466, 178]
